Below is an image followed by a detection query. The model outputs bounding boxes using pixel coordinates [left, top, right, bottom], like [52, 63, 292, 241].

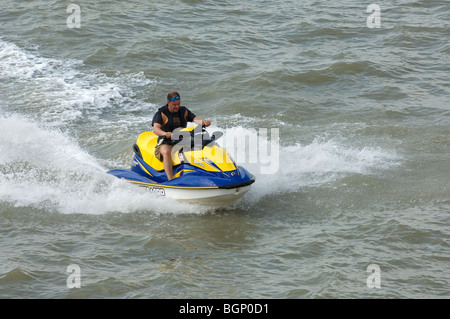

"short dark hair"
[167, 91, 180, 101]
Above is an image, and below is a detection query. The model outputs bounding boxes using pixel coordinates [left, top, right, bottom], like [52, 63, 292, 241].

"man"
[152, 91, 211, 180]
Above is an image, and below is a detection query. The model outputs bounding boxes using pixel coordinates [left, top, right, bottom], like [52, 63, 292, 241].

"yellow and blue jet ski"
[107, 126, 255, 206]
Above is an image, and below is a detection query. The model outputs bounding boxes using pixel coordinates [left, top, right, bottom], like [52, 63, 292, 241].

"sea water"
[0, 0, 449, 298]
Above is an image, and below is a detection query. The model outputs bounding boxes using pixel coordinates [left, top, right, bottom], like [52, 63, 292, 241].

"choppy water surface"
[1, 0, 449, 298]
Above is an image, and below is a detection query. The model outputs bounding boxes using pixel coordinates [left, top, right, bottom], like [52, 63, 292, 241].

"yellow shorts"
[154, 144, 163, 162]
[154, 138, 174, 162]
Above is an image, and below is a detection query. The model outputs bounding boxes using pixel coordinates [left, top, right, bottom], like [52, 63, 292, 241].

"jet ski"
[107, 125, 255, 206]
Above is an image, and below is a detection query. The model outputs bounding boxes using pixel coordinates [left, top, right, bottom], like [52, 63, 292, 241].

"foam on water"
[0, 39, 401, 215]
[217, 126, 400, 204]
[0, 115, 207, 215]
[0, 39, 156, 127]
[0, 116, 399, 215]
[0, 41, 178, 215]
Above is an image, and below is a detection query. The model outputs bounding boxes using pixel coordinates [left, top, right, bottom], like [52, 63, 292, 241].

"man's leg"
[159, 144, 174, 180]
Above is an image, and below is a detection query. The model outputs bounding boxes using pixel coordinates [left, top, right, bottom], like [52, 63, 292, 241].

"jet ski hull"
[107, 168, 253, 206]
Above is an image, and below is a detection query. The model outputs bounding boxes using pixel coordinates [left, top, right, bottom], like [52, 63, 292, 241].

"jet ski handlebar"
[170, 126, 223, 149]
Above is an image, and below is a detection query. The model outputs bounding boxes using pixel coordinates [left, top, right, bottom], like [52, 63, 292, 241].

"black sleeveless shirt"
[152, 104, 196, 132]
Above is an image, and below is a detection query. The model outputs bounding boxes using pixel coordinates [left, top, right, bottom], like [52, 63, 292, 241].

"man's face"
[167, 99, 180, 113]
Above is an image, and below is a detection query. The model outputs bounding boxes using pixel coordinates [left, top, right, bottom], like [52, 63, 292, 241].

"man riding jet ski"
[107, 125, 255, 206]
[107, 92, 255, 206]
[152, 91, 211, 181]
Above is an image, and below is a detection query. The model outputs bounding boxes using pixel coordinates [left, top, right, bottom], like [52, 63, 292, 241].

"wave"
[0, 39, 401, 215]
[0, 116, 400, 215]
[215, 126, 400, 204]
[0, 39, 157, 127]
[0, 115, 204, 215]
[0, 266, 37, 283]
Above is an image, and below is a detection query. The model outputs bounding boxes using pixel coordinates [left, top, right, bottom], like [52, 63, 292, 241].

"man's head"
[167, 91, 181, 113]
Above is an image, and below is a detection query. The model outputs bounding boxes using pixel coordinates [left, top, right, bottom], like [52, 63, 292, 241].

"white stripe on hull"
[143, 184, 251, 206]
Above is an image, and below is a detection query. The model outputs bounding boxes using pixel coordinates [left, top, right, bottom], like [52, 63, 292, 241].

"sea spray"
[0, 115, 210, 215]
[216, 126, 400, 204]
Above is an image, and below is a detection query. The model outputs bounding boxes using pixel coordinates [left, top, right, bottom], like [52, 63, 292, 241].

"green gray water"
[0, 0, 449, 298]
